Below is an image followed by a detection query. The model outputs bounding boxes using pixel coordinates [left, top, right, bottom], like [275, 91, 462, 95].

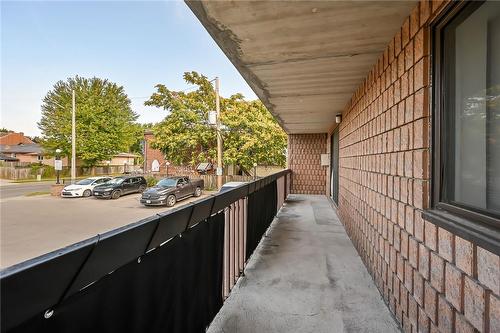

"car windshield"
[76, 179, 95, 185]
[104, 178, 124, 185]
[157, 178, 177, 187]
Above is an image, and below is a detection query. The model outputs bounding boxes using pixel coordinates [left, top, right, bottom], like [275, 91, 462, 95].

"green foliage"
[38, 76, 138, 167]
[145, 176, 158, 187]
[28, 163, 56, 178]
[28, 136, 43, 143]
[145, 71, 287, 173]
[129, 122, 155, 157]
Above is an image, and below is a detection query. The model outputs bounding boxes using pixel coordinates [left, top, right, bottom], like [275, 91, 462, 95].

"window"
[433, 0, 500, 225]
[37, 155, 43, 161]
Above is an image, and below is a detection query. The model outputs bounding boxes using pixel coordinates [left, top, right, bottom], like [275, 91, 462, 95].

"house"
[0, 143, 45, 163]
[0, 132, 50, 164]
[143, 130, 195, 175]
[0, 131, 138, 168]
[0, 131, 35, 145]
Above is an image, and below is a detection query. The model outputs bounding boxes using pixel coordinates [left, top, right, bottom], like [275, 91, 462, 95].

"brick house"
[0, 132, 35, 145]
[143, 130, 195, 175]
[0, 131, 137, 168]
[189, 1, 500, 332]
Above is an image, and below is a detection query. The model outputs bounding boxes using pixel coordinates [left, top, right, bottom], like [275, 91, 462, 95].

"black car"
[140, 176, 204, 207]
[93, 176, 147, 199]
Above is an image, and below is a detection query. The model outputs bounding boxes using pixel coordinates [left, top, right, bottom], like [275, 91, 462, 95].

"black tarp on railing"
[0, 170, 290, 333]
[246, 180, 278, 259]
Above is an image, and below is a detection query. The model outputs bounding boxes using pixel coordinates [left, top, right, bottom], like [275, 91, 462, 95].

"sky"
[0, 0, 257, 137]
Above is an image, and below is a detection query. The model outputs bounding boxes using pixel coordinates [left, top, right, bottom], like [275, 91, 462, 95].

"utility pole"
[215, 77, 223, 189]
[71, 89, 76, 183]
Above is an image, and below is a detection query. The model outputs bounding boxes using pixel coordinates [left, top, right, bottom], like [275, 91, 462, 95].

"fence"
[0, 164, 141, 180]
[0, 170, 291, 333]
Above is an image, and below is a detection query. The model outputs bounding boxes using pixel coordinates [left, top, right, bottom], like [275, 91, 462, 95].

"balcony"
[0, 171, 401, 333]
[209, 195, 400, 333]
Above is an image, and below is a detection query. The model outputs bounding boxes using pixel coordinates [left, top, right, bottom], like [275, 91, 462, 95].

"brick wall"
[288, 133, 326, 195]
[335, 1, 500, 333]
[144, 131, 166, 173]
[144, 131, 198, 175]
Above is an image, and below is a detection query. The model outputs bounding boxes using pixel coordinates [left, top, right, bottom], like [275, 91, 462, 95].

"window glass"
[76, 179, 94, 185]
[157, 178, 176, 187]
[443, 1, 500, 216]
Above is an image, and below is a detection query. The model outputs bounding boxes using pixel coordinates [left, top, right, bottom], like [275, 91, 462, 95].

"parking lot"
[0, 190, 213, 269]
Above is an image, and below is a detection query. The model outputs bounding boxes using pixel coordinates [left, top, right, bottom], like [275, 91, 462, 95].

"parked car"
[93, 175, 147, 199]
[61, 176, 112, 198]
[140, 176, 204, 207]
[219, 181, 248, 193]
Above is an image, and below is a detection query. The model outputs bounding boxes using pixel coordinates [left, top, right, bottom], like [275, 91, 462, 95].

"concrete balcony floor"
[208, 194, 400, 333]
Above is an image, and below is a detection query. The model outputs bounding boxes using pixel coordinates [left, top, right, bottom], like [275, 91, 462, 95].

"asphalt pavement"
[0, 189, 214, 269]
[0, 181, 54, 199]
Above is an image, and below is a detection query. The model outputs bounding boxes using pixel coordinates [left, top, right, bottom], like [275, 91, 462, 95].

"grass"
[25, 191, 51, 197]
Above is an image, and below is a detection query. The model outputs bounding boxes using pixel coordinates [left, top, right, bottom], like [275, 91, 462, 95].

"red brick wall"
[334, 1, 500, 333]
[143, 131, 197, 176]
[288, 133, 326, 195]
[144, 131, 167, 173]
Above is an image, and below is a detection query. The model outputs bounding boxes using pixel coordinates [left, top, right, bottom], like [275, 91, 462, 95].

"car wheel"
[83, 189, 92, 197]
[139, 185, 146, 193]
[166, 195, 176, 207]
[194, 187, 202, 197]
[111, 190, 121, 200]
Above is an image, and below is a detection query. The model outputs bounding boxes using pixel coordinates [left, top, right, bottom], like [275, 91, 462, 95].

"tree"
[222, 96, 287, 171]
[38, 76, 138, 166]
[27, 136, 43, 143]
[0, 128, 13, 135]
[145, 71, 287, 173]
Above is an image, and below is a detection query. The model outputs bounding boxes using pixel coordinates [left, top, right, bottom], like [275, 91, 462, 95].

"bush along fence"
[0, 170, 291, 333]
[0, 162, 141, 180]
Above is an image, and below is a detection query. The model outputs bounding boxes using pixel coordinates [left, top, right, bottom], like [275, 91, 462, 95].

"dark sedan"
[140, 176, 203, 207]
[93, 176, 147, 199]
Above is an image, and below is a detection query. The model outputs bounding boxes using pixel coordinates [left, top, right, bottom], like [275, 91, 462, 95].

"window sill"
[422, 208, 500, 255]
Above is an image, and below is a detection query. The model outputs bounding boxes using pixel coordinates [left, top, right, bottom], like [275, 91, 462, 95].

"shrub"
[146, 176, 157, 187]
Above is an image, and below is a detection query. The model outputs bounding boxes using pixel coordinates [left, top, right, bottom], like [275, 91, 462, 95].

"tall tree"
[145, 71, 287, 173]
[38, 76, 138, 167]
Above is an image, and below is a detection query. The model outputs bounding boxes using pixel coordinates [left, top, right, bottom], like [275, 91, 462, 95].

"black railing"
[0, 170, 291, 333]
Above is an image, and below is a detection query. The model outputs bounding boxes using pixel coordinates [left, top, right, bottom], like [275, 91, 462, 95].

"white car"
[219, 181, 248, 193]
[61, 176, 112, 198]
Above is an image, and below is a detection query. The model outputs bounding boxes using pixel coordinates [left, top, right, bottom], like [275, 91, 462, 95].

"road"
[0, 191, 214, 269]
[0, 181, 53, 199]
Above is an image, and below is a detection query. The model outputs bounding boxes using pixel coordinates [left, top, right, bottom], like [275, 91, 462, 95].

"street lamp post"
[215, 77, 223, 190]
[51, 92, 76, 183]
[253, 162, 258, 180]
[55, 149, 62, 184]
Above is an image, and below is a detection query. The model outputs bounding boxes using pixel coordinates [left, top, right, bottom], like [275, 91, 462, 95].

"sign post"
[54, 159, 63, 184]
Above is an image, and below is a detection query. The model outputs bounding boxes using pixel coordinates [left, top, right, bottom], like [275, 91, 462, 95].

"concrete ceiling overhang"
[186, 1, 416, 134]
